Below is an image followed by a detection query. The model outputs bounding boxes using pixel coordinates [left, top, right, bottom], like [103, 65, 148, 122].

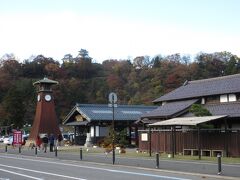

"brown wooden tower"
[29, 77, 61, 140]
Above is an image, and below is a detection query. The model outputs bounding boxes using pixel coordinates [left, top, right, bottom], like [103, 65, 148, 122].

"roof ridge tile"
[189, 73, 240, 84]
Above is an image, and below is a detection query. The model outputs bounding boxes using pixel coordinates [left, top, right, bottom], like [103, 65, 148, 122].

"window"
[220, 94, 236, 103]
[220, 95, 228, 102]
[90, 126, 100, 137]
[229, 94, 237, 102]
[90, 126, 94, 137]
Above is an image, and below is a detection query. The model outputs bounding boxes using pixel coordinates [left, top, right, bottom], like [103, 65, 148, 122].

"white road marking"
[0, 168, 43, 180]
[0, 164, 86, 180]
[102, 168, 191, 180]
[0, 155, 190, 180]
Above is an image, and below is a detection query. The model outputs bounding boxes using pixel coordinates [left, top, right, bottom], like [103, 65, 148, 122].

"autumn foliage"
[0, 51, 239, 128]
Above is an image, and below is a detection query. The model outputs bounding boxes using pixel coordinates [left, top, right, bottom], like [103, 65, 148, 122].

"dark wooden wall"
[138, 130, 240, 157]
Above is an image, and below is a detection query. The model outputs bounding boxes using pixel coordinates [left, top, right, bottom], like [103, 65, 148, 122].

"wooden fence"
[138, 129, 240, 157]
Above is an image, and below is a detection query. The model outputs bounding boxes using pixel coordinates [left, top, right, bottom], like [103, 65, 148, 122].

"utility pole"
[108, 92, 117, 165]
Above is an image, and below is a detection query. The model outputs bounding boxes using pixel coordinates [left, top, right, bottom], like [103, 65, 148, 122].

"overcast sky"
[0, 0, 239, 63]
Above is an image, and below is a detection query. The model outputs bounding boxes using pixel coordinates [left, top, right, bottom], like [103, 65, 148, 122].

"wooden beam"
[74, 126, 76, 145]
[149, 127, 152, 156]
[135, 126, 139, 146]
[94, 125, 96, 144]
[129, 123, 132, 145]
[157, 130, 160, 153]
[224, 119, 228, 157]
[171, 126, 175, 158]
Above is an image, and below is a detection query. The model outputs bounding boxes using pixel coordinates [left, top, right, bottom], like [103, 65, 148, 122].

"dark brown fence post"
[149, 127, 152, 157]
[171, 126, 174, 158]
[198, 125, 201, 160]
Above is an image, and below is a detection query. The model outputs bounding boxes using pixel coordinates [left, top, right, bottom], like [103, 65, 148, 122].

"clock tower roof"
[33, 77, 58, 86]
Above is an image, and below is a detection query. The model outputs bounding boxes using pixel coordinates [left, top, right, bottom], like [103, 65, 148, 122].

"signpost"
[108, 92, 117, 165]
[13, 131, 22, 146]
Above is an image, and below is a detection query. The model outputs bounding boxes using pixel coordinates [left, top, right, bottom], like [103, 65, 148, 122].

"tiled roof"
[141, 99, 198, 118]
[180, 102, 240, 118]
[63, 104, 158, 124]
[205, 102, 240, 117]
[153, 74, 240, 103]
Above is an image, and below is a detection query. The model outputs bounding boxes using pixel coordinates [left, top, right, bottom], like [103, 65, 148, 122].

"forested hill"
[0, 51, 240, 128]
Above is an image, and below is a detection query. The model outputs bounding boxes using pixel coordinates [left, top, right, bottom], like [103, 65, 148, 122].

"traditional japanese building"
[138, 74, 240, 157]
[63, 104, 157, 145]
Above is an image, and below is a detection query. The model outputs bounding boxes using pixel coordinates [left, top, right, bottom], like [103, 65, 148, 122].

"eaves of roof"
[149, 115, 227, 126]
[141, 99, 198, 119]
[65, 121, 88, 126]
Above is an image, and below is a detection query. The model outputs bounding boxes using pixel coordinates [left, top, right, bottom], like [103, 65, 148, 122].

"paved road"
[0, 153, 235, 180]
[0, 146, 239, 179]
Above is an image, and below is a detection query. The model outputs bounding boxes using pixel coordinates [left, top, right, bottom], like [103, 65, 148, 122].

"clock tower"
[29, 77, 61, 140]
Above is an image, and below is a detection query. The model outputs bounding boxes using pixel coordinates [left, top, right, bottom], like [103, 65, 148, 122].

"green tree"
[190, 104, 212, 117]
[1, 79, 35, 128]
[2, 86, 26, 128]
[117, 128, 129, 147]
[225, 56, 238, 75]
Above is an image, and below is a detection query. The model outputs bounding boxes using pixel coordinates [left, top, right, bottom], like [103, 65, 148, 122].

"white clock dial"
[37, 95, 40, 101]
[44, 94, 51, 101]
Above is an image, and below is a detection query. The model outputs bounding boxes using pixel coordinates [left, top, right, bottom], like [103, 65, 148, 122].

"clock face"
[37, 95, 40, 101]
[44, 94, 51, 102]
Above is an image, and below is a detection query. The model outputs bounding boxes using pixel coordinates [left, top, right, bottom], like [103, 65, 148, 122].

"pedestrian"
[49, 134, 55, 152]
[42, 134, 49, 153]
[35, 135, 42, 151]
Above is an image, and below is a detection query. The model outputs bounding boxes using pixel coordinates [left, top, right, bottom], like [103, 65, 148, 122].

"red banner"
[13, 131, 22, 145]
